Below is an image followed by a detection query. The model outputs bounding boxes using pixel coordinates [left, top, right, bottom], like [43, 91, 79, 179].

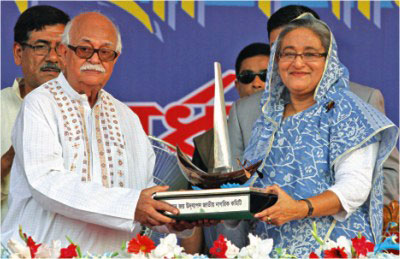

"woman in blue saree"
[243, 14, 398, 256]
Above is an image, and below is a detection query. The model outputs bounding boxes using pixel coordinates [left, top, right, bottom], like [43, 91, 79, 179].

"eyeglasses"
[68, 45, 118, 62]
[278, 52, 327, 62]
[21, 43, 61, 56]
[236, 69, 267, 84]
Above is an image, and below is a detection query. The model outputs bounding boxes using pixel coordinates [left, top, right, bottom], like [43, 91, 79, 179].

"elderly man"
[1, 5, 70, 222]
[2, 12, 195, 254]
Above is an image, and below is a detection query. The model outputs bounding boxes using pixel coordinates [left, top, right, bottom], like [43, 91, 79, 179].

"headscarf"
[243, 13, 398, 254]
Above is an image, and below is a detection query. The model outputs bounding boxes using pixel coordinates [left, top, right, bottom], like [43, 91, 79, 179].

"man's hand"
[135, 185, 179, 228]
[1, 146, 15, 180]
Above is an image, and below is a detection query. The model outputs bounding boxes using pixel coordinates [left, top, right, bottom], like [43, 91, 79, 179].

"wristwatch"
[301, 198, 314, 218]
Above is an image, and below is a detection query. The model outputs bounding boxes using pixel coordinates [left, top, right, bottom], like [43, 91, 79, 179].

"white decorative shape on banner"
[273, 1, 281, 14]
[98, 1, 111, 7]
[344, 1, 351, 28]
[153, 21, 164, 42]
[373, 1, 381, 28]
[197, 1, 205, 27]
[168, 0, 176, 31]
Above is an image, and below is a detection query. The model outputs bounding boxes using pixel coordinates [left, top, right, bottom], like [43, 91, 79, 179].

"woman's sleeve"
[328, 142, 379, 221]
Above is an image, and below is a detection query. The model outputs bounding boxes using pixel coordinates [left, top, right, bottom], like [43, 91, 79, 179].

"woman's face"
[277, 28, 326, 99]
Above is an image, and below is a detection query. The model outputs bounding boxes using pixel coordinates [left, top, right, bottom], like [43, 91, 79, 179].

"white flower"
[7, 239, 31, 259]
[322, 238, 338, 250]
[128, 251, 147, 259]
[10, 254, 28, 259]
[314, 237, 351, 258]
[35, 240, 61, 258]
[225, 239, 240, 258]
[150, 234, 183, 258]
[238, 233, 273, 259]
[314, 238, 336, 256]
[237, 247, 251, 259]
[336, 236, 352, 255]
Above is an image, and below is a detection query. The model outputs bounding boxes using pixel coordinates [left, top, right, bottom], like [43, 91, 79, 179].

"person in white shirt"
[2, 11, 200, 254]
[1, 5, 70, 222]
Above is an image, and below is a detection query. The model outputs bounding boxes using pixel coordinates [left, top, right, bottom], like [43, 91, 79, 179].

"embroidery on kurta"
[43, 81, 128, 188]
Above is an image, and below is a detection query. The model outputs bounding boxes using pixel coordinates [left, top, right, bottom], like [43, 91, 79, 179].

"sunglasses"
[236, 69, 267, 84]
[68, 45, 118, 62]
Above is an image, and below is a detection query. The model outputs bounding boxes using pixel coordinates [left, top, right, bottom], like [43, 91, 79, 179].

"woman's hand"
[254, 184, 308, 226]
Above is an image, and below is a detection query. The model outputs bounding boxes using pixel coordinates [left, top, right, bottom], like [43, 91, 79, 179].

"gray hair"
[61, 12, 122, 53]
[275, 17, 330, 57]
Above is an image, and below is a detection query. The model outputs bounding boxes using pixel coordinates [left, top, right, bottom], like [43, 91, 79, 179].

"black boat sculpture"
[176, 145, 262, 189]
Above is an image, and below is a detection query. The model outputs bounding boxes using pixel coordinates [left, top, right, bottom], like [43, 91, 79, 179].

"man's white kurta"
[1, 73, 156, 254]
[1, 78, 23, 222]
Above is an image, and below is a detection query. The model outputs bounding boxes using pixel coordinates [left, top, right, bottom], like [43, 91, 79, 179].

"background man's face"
[235, 55, 269, 98]
[269, 27, 284, 45]
[13, 24, 65, 89]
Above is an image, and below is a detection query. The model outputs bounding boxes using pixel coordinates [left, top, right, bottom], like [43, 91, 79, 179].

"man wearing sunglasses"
[226, 4, 399, 248]
[234, 43, 270, 98]
[1, 5, 69, 223]
[2, 12, 198, 254]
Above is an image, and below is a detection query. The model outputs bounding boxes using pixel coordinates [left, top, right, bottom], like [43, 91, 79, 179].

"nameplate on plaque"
[153, 187, 277, 221]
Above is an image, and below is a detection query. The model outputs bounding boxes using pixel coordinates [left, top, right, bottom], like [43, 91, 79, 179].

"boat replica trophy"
[154, 63, 277, 221]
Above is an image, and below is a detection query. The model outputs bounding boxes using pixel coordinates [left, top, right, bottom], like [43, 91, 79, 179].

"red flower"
[323, 247, 348, 258]
[59, 244, 78, 258]
[26, 236, 41, 258]
[351, 235, 374, 256]
[209, 234, 228, 258]
[309, 251, 320, 258]
[127, 234, 155, 254]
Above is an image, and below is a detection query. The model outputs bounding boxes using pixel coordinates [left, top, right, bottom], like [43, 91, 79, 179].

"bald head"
[62, 12, 122, 53]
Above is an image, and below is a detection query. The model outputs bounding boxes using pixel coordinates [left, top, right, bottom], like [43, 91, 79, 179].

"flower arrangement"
[2, 223, 398, 259]
[208, 233, 273, 258]
[4, 226, 79, 259]
[307, 222, 399, 258]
